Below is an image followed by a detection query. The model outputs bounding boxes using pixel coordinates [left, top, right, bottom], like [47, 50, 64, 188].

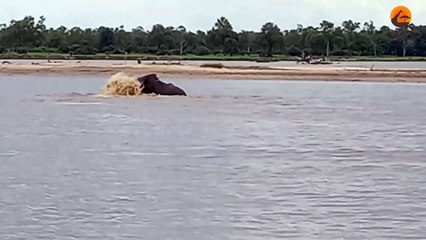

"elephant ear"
[136, 77, 146, 86]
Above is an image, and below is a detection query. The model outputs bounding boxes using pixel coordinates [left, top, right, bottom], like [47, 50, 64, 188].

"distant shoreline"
[1, 59, 426, 83]
[2, 53, 426, 62]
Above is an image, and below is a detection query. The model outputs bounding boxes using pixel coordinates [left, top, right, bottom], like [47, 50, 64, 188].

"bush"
[212, 50, 222, 55]
[193, 46, 211, 55]
[156, 49, 171, 55]
[239, 51, 251, 56]
[58, 45, 70, 53]
[330, 49, 351, 56]
[125, 46, 133, 54]
[145, 47, 158, 54]
[112, 48, 125, 54]
[29, 47, 46, 53]
[29, 47, 58, 53]
[75, 46, 96, 55]
[15, 47, 28, 54]
[131, 46, 144, 54]
[169, 49, 181, 55]
[0, 46, 6, 54]
[70, 44, 80, 53]
[101, 45, 115, 53]
[287, 47, 303, 56]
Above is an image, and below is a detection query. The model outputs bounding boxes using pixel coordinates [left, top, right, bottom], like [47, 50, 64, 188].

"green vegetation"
[0, 16, 425, 60]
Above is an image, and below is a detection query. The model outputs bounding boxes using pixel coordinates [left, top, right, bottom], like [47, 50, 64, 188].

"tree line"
[0, 15, 425, 57]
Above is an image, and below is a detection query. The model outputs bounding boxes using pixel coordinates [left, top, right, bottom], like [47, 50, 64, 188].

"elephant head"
[137, 73, 158, 94]
[137, 73, 187, 96]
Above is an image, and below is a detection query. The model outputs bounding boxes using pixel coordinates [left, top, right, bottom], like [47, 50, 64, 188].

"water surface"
[1, 74, 425, 239]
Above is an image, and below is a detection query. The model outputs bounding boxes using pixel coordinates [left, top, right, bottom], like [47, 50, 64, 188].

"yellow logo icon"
[390, 6, 412, 27]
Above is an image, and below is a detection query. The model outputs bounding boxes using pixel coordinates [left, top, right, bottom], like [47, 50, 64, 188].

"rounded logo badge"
[390, 6, 412, 27]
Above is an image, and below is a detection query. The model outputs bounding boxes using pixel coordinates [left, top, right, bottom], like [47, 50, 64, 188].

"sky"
[0, 0, 425, 31]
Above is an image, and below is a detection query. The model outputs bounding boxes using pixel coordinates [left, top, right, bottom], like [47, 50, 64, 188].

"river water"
[1, 74, 425, 239]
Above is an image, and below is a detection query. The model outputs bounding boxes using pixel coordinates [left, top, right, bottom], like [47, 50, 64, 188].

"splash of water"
[101, 72, 143, 96]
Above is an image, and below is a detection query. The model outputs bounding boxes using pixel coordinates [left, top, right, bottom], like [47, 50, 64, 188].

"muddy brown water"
[1, 74, 425, 239]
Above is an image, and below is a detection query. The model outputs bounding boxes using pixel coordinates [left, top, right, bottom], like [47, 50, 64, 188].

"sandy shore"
[1, 59, 426, 83]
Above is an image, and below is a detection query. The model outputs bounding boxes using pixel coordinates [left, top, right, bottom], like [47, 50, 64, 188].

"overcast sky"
[0, 0, 424, 31]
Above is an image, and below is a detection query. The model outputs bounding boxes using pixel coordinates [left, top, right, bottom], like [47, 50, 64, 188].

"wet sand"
[1, 59, 426, 83]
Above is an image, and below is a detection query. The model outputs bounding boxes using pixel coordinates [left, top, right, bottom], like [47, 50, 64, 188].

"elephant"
[137, 74, 187, 96]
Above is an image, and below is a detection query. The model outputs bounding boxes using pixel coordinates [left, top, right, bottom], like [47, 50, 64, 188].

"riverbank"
[1, 59, 426, 83]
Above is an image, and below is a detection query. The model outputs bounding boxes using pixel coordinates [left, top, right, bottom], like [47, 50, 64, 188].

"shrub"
[58, 45, 70, 53]
[193, 46, 211, 55]
[75, 46, 96, 55]
[169, 49, 181, 55]
[330, 49, 351, 56]
[15, 47, 28, 54]
[156, 49, 171, 55]
[112, 48, 125, 54]
[101, 45, 114, 53]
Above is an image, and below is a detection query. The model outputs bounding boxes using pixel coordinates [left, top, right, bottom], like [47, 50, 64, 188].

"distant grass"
[1, 52, 425, 62]
[331, 56, 426, 61]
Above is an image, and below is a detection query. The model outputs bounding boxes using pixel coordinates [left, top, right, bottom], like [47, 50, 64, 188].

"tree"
[411, 25, 426, 56]
[238, 31, 256, 54]
[1, 14, 425, 58]
[98, 27, 114, 52]
[319, 20, 334, 56]
[391, 25, 412, 57]
[223, 37, 239, 55]
[341, 20, 361, 54]
[259, 22, 283, 57]
[114, 25, 132, 53]
[363, 21, 378, 56]
[174, 25, 187, 55]
[45, 26, 68, 51]
[131, 26, 147, 53]
[2, 16, 45, 48]
[342, 20, 361, 33]
[148, 24, 166, 50]
[207, 17, 236, 53]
